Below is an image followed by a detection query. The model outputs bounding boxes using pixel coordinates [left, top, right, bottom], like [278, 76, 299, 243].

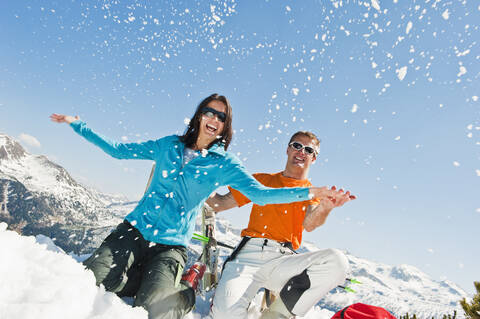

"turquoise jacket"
[70, 120, 311, 247]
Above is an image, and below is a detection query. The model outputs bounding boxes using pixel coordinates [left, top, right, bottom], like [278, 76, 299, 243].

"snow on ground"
[0, 222, 334, 319]
[0, 222, 147, 319]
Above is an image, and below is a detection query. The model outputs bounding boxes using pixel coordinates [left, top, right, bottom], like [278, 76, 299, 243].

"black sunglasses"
[201, 106, 226, 123]
[289, 141, 318, 156]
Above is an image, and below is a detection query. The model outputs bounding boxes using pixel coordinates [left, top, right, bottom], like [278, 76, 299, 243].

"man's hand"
[303, 186, 356, 232]
[50, 113, 80, 124]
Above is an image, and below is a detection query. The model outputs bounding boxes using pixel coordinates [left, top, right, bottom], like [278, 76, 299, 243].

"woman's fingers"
[49, 113, 79, 124]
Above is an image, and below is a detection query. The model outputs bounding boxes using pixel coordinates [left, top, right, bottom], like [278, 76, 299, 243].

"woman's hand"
[50, 113, 79, 124]
[308, 186, 335, 200]
[308, 186, 356, 202]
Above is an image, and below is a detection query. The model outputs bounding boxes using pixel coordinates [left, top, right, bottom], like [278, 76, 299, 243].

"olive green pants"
[83, 221, 195, 319]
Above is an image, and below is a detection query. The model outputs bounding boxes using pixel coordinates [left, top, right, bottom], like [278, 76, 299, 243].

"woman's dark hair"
[180, 93, 233, 150]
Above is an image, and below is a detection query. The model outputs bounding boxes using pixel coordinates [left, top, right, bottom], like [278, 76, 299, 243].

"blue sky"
[1, 0, 478, 294]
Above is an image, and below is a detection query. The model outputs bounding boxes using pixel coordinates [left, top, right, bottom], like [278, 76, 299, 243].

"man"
[208, 131, 356, 319]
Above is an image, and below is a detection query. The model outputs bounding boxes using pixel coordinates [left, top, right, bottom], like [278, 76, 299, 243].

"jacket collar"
[174, 136, 226, 156]
[207, 143, 226, 156]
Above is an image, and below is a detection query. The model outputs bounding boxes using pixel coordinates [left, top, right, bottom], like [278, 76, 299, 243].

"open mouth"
[294, 156, 305, 163]
[206, 123, 217, 134]
[293, 156, 306, 167]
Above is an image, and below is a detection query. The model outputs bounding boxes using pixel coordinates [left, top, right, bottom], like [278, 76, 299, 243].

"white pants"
[211, 238, 349, 318]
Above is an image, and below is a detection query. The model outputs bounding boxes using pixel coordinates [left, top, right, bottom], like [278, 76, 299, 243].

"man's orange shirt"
[228, 172, 320, 250]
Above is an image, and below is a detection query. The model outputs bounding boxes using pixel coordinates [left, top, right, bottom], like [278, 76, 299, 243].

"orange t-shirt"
[228, 172, 320, 250]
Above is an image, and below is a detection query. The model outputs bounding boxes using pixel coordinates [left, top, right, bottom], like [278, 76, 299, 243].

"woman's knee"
[83, 243, 135, 292]
[136, 285, 195, 318]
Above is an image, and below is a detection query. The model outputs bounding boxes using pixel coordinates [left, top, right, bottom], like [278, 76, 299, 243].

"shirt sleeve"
[222, 155, 310, 206]
[70, 120, 160, 160]
[227, 185, 251, 207]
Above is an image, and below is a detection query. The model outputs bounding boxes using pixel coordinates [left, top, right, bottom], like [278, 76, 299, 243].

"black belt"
[259, 238, 294, 251]
[222, 237, 295, 273]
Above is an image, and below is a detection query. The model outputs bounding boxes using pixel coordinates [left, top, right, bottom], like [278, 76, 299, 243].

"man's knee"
[325, 248, 349, 277]
[307, 248, 349, 284]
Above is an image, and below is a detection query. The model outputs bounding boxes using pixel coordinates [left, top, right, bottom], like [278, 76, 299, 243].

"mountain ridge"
[0, 133, 124, 253]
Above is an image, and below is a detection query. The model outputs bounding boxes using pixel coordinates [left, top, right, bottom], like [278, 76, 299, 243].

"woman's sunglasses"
[289, 141, 318, 156]
[201, 106, 226, 123]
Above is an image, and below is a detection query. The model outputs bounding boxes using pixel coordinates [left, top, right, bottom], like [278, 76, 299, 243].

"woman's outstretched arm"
[50, 113, 159, 161]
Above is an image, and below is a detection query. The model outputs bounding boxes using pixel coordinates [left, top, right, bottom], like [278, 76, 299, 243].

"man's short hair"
[288, 131, 321, 154]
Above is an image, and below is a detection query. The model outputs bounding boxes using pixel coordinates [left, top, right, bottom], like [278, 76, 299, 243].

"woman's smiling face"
[198, 100, 226, 145]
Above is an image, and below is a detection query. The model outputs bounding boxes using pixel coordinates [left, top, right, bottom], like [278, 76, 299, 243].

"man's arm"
[206, 192, 239, 213]
[303, 200, 335, 232]
[303, 188, 355, 232]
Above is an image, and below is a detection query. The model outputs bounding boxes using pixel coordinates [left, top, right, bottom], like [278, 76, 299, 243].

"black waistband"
[249, 237, 294, 251]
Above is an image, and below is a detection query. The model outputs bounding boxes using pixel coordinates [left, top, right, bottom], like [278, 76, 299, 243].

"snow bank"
[0, 223, 147, 319]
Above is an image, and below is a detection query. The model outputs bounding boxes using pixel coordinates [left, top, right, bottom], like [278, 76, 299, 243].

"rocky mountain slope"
[0, 133, 126, 253]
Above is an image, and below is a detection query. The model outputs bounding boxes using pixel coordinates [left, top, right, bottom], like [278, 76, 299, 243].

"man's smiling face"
[286, 134, 317, 170]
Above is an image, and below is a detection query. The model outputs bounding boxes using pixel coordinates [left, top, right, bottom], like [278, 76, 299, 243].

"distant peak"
[0, 134, 28, 161]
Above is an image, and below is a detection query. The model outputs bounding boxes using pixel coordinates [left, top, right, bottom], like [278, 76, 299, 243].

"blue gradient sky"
[1, 1, 478, 294]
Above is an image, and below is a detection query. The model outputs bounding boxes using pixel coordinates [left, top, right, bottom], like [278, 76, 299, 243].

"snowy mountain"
[0, 133, 127, 253]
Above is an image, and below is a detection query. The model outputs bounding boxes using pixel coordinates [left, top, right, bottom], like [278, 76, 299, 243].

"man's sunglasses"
[289, 141, 318, 156]
[201, 106, 226, 123]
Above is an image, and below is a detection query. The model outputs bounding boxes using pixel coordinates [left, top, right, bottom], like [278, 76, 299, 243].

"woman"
[50, 94, 334, 319]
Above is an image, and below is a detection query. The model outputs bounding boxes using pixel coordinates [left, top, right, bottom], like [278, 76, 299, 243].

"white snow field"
[0, 222, 147, 319]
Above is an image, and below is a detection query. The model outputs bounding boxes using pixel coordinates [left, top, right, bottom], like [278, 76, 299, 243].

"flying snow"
[442, 9, 450, 20]
[396, 66, 408, 81]
[406, 21, 413, 34]
[371, 0, 381, 12]
[457, 66, 467, 77]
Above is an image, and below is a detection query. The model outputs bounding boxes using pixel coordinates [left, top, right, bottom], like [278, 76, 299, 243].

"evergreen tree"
[442, 310, 457, 319]
[460, 281, 480, 319]
[400, 310, 456, 319]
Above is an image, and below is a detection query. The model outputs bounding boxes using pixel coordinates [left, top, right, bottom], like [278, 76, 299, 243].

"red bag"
[331, 303, 397, 319]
